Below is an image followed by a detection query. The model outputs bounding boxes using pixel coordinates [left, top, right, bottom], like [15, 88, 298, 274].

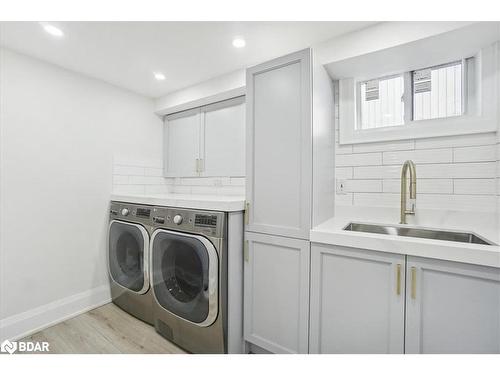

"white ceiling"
[0, 21, 375, 98]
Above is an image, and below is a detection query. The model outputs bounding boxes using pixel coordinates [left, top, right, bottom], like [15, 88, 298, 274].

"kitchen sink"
[343, 222, 496, 245]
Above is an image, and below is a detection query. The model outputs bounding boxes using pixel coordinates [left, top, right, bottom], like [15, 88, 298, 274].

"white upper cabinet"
[163, 97, 245, 178]
[202, 97, 245, 177]
[405, 256, 500, 354]
[246, 49, 312, 239]
[164, 108, 201, 177]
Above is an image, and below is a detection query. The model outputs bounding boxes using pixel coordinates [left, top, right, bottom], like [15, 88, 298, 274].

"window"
[338, 43, 497, 145]
[357, 60, 465, 130]
[358, 75, 405, 129]
[412, 61, 462, 121]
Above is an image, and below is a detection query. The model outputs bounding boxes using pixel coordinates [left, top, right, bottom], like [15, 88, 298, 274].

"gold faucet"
[400, 160, 417, 224]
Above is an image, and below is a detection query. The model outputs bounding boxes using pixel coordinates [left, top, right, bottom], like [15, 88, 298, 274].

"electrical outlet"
[336, 179, 347, 195]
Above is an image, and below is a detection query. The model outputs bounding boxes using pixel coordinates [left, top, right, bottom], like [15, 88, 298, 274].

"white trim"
[0, 285, 111, 341]
[155, 87, 245, 117]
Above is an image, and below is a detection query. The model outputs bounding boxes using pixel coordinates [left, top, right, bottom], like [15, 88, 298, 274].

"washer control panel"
[109, 201, 226, 238]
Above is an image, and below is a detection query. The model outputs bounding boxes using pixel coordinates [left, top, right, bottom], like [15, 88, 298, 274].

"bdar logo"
[1, 339, 17, 354]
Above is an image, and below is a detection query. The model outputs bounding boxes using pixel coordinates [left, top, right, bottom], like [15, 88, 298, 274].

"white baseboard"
[0, 285, 112, 341]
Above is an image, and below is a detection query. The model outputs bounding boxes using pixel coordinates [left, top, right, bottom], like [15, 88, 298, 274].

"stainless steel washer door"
[151, 229, 219, 327]
[108, 220, 149, 294]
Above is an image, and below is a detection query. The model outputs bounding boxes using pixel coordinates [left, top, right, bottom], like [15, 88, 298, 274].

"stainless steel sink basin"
[343, 222, 495, 245]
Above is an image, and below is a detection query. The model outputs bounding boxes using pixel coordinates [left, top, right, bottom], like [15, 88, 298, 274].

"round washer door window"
[108, 220, 149, 293]
[151, 229, 218, 326]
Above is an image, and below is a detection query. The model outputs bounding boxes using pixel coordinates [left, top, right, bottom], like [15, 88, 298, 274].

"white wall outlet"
[336, 179, 347, 195]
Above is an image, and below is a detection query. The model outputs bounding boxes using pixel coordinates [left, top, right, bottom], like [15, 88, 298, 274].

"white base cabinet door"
[309, 244, 405, 354]
[405, 256, 500, 354]
[243, 232, 310, 353]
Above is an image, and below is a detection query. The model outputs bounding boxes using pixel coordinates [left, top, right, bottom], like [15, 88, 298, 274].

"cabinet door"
[406, 256, 500, 353]
[243, 232, 310, 353]
[201, 97, 245, 177]
[246, 49, 312, 239]
[309, 244, 405, 353]
[163, 108, 201, 177]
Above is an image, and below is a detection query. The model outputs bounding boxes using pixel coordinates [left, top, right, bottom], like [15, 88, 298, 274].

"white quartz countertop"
[110, 193, 245, 212]
[310, 206, 500, 268]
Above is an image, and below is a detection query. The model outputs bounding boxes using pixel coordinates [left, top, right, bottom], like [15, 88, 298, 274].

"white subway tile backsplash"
[128, 175, 164, 185]
[113, 165, 144, 176]
[352, 139, 414, 153]
[453, 179, 497, 195]
[113, 184, 145, 195]
[180, 177, 215, 186]
[453, 145, 496, 163]
[336, 152, 382, 167]
[353, 165, 401, 179]
[335, 193, 353, 206]
[383, 148, 452, 165]
[112, 158, 245, 197]
[415, 132, 497, 149]
[336, 167, 353, 179]
[113, 175, 129, 185]
[191, 186, 218, 195]
[215, 186, 246, 196]
[354, 193, 399, 208]
[230, 177, 246, 186]
[336, 129, 498, 212]
[345, 179, 383, 193]
[383, 179, 453, 194]
[144, 185, 170, 194]
[336, 143, 354, 155]
[417, 194, 497, 213]
[145, 167, 163, 177]
[171, 185, 192, 194]
[417, 162, 496, 179]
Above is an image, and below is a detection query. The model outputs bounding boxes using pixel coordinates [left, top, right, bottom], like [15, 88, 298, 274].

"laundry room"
[0, 2, 499, 375]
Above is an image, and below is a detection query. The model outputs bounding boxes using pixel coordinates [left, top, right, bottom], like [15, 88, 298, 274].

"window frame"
[338, 44, 498, 145]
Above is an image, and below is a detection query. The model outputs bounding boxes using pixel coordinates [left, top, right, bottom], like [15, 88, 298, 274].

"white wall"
[0, 48, 162, 340]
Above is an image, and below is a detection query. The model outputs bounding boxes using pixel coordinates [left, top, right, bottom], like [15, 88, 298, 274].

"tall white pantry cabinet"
[243, 48, 335, 354]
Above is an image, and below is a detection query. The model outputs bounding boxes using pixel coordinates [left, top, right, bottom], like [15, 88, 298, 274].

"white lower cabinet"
[309, 244, 500, 354]
[243, 232, 310, 354]
[309, 244, 405, 353]
[405, 256, 500, 354]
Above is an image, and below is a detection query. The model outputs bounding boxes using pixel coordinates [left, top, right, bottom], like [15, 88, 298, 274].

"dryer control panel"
[150, 206, 225, 238]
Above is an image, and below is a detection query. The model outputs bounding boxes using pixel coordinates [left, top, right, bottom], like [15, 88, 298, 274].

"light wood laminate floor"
[19, 303, 186, 354]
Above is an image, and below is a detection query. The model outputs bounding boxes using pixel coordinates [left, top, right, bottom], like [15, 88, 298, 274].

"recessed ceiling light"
[154, 72, 166, 81]
[232, 37, 246, 48]
[40, 23, 64, 38]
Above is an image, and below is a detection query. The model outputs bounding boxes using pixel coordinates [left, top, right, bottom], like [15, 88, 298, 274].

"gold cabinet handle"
[244, 240, 249, 262]
[244, 202, 250, 225]
[396, 264, 401, 296]
[411, 267, 417, 299]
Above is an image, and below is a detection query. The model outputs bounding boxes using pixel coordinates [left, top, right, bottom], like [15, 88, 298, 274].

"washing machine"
[149, 206, 228, 354]
[108, 201, 154, 324]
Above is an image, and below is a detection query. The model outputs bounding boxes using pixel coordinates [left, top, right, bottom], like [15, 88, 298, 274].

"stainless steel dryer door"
[108, 220, 150, 294]
[151, 229, 219, 327]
